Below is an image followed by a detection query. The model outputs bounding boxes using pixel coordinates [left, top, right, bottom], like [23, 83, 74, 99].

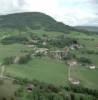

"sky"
[0, 0, 97, 26]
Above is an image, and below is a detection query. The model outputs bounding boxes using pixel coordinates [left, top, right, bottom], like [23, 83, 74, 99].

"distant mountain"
[75, 26, 98, 32]
[0, 12, 74, 33]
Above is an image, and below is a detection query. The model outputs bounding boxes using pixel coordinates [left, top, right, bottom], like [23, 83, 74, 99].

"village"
[0, 34, 97, 87]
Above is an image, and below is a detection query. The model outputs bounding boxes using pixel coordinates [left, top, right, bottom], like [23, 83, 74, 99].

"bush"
[48, 37, 78, 48]
[3, 56, 14, 65]
[1, 35, 28, 44]
[0, 79, 4, 85]
[18, 54, 31, 64]
[77, 57, 92, 65]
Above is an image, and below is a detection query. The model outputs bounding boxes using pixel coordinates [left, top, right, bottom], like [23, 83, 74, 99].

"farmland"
[0, 32, 98, 89]
[0, 12, 98, 100]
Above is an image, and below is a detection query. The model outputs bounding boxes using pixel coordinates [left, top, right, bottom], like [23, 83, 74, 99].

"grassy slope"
[67, 32, 98, 89]
[5, 57, 98, 89]
[0, 79, 20, 100]
[0, 44, 32, 61]
[26, 28, 64, 37]
[6, 57, 69, 86]
[0, 31, 98, 89]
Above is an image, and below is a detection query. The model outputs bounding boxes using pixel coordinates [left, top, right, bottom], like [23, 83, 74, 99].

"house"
[35, 48, 49, 55]
[89, 65, 96, 69]
[30, 39, 38, 43]
[49, 50, 68, 60]
[70, 45, 75, 50]
[71, 80, 80, 85]
[70, 44, 82, 50]
[42, 41, 47, 46]
[69, 78, 80, 85]
[67, 60, 77, 67]
[49, 48, 69, 60]
[27, 45, 35, 48]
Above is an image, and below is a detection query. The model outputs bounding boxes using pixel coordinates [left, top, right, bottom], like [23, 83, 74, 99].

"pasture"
[0, 32, 98, 90]
[0, 79, 20, 100]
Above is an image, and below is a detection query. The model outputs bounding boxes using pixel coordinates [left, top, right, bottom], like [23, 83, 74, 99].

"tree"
[10, 97, 14, 100]
[70, 93, 75, 100]
[77, 57, 92, 65]
[2, 97, 6, 100]
[18, 54, 31, 64]
[3, 56, 14, 65]
[65, 96, 70, 100]
[80, 96, 84, 100]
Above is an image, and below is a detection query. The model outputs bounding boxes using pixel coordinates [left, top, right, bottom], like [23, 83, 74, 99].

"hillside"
[0, 12, 98, 100]
[75, 26, 98, 32]
[0, 12, 74, 33]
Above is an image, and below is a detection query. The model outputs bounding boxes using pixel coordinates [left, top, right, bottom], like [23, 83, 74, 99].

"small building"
[35, 48, 49, 55]
[69, 78, 80, 85]
[42, 41, 47, 46]
[27, 45, 35, 48]
[49, 49, 69, 60]
[30, 40, 38, 43]
[70, 45, 75, 50]
[71, 80, 80, 85]
[70, 44, 82, 50]
[67, 60, 77, 67]
[89, 65, 96, 69]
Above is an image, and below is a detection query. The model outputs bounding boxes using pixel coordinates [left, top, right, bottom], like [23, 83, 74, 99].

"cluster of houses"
[49, 48, 69, 60]
[26, 41, 96, 69]
[27, 45, 69, 60]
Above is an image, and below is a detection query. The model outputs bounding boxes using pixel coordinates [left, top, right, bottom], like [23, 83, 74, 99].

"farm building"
[70, 44, 82, 50]
[49, 48, 69, 60]
[70, 79, 80, 85]
[27, 44, 35, 48]
[89, 65, 96, 69]
[42, 41, 47, 46]
[29, 39, 38, 43]
[67, 60, 78, 67]
[35, 48, 49, 55]
[68, 77, 80, 85]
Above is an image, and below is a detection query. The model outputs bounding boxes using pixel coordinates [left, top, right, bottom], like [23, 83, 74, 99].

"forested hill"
[0, 12, 74, 33]
[75, 26, 98, 32]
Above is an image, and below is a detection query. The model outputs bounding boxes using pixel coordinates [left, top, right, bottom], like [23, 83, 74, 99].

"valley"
[0, 12, 98, 100]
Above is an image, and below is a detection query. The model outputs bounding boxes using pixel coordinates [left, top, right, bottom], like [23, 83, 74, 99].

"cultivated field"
[0, 32, 98, 90]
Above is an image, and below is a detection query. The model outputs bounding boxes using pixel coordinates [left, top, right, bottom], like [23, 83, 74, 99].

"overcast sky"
[0, 0, 97, 26]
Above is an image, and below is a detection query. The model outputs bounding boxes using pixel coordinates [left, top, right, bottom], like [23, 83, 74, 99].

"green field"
[0, 31, 98, 100]
[0, 32, 98, 89]
[4, 57, 98, 89]
[0, 12, 98, 100]
[5, 57, 68, 86]
[0, 79, 20, 100]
